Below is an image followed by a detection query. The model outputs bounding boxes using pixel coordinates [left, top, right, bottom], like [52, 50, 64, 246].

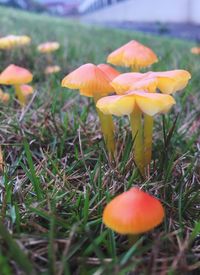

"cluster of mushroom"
[61, 40, 191, 177]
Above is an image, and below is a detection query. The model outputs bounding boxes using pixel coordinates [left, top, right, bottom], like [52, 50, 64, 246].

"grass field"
[0, 6, 200, 275]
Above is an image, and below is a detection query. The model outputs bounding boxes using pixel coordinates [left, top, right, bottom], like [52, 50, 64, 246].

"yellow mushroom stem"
[130, 105, 145, 176]
[94, 94, 115, 158]
[14, 84, 25, 107]
[144, 114, 154, 167]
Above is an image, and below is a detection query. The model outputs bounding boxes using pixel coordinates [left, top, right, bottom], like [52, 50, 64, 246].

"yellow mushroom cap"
[97, 64, 120, 81]
[61, 63, 114, 97]
[96, 90, 176, 117]
[37, 42, 60, 53]
[18, 35, 31, 46]
[44, 65, 61, 75]
[0, 64, 33, 85]
[0, 35, 31, 49]
[103, 187, 164, 235]
[0, 89, 10, 103]
[149, 70, 191, 94]
[107, 40, 158, 69]
[111, 70, 191, 95]
[190, 47, 200, 55]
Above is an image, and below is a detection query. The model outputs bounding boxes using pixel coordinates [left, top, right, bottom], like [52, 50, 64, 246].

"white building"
[79, 0, 200, 24]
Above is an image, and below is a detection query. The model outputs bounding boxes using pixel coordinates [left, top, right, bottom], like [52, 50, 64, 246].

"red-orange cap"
[0, 64, 33, 85]
[107, 40, 158, 69]
[61, 63, 114, 97]
[97, 64, 120, 81]
[103, 187, 164, 234]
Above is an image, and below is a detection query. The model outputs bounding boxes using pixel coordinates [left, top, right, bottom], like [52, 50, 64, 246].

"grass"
[0, 6, 200, 275]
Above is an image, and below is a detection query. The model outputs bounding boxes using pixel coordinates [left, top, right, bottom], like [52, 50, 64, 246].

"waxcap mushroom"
[191, 47, 200, 55]
[61, 63, 114, 97]
[97, 90, 176, 117]
[0, 64, 33, 85]
[103, 187, 164, 234]
[111, 70, 191, 95]
[0, 35, 31, 49]
[37, 41, 60, 53]
[0, 89, 10, 103]
[107, 40, 158, 70]
[97, 64, 120, 81]
[45, 65, 61, 75]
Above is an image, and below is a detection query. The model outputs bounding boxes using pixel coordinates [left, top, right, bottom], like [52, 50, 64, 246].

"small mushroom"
[37, 41, 60, 65]
[18, 85, 34, 106]
[0, 64, 33, 107]
[61, 63, 116, 157]
[103, 187, 164, 236]
[0, 89, 10, 103]
[190, 47, 200, 55]
[37, 42, 60, 53]
[107, 40, 158, 72]
[97, 91, 175, 175]
[0, 35, 31, 50]
[44, 65, 61, 75]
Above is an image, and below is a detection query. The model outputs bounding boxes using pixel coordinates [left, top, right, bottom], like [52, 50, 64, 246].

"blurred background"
[0, 0, 199, 40]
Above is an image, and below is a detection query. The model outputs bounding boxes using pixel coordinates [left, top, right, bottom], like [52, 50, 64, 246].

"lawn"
[0, 6, 200, 275]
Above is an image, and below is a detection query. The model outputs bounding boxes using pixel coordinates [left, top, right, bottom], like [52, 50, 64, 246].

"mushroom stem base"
[130, 107, 145, 176]
[144, 114, 154, 168]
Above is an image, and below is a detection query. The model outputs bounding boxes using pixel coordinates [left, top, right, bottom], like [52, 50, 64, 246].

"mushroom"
[37, 41, 60, 65]
[37, 42, 60, 53]
[18, 85, 34, 106]
[103, 187, 164, 237]
[0, 35, 31, 50]
[111, 70, 191, 168]
[0, 64, 33, 107]
[61, 63, 116, 157]
[96, 91, 175, 175]
[190, 47, 200, 55]
[0, 89, 10, 104]
[107, 40, 158, 72]
[44, 65, 61, 75]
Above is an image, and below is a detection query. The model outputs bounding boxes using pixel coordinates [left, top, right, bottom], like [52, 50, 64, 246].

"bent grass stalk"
[94, 94, 115, 158]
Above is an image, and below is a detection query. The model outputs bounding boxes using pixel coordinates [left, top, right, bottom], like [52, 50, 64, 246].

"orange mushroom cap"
[0, 64, 33, 85]
[190, 47, 200, 55]
[149, 70, 191, 94]
[103, 187, 164, 234]
[111, 72, 157, 94]
[37, 42, 60, 53]
[111, 70, 191, 95]
[20, 84, 34, 95]
[61, 63, 114, 97]
[0, 89, 10, 103]
[97, 64, 120, 81]
[97, 90, 175, 117]
[44, 65, 61, 75]
[107, 40, 158, 69]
